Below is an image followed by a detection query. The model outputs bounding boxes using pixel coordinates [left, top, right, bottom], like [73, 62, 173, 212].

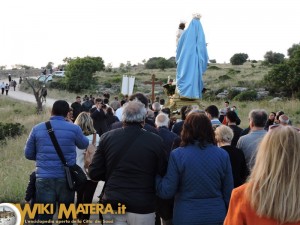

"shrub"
[227, 89, 241, 99]
[103, 82, 112, 88]
[230, 53, 248, 65]
[227, 69, 241, 75]
[263, 51, 285, 65]
[234, 90, 257, 101]
[65, 56, 105, 92]
[209, 59, 217, 63]
[110, 77, 122, 83]
[219, 75, 231, 81]
[0, 122, 25, 145]
[48, 81, 67, 90]
[207, 65, 221, 70]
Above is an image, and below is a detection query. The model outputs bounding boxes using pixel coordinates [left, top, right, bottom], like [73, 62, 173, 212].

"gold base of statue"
[167, 93, 205, 116]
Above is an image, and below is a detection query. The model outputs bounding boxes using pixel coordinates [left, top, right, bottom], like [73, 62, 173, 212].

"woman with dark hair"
[156, 112, 233, 225]
[105, 107, 119, 130]
[264, 112, 276, 130]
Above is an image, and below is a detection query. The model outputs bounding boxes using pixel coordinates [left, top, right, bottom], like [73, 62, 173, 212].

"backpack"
[84, 133, 97, 172]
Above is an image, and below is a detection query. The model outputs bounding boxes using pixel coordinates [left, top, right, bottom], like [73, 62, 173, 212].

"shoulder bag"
[45, 121, 87, 191]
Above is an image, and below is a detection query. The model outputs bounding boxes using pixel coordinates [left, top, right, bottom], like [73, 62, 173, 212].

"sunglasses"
[269, 124, 300, 132]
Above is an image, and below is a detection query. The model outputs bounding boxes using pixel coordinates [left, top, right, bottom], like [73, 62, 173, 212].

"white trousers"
[103, 212, 155, 225]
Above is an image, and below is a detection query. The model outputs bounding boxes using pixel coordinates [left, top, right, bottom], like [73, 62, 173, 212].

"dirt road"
[0, 79, 57, 108]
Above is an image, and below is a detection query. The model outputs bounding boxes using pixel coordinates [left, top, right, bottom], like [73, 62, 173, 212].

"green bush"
[227, 69, 241, 75]
[207, 65, 221, 70]
[65, 56, 105, 92]
[0, 122, 25, 145]
[48, 81, 67, 90]
[230, 53, 248, 65]
[219, 75, 231, 81]
[227, 89, 241, 99]
[263, 51, 285, 65]
[110, 77, 122, 83]
[234, 90, 257, 101]
[103, 82, 112, 88]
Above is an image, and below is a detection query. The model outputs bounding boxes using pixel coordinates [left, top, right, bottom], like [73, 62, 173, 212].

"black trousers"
[76, 180, 98, 220]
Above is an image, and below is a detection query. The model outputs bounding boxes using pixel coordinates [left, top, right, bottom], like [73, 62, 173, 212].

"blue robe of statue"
[176, 18, 208, 99]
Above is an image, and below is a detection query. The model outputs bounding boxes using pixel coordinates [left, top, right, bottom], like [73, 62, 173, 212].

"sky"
[0, 0, 299, 69]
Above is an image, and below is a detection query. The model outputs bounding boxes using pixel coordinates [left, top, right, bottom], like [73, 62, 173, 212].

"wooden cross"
[144, 74, 162, 103]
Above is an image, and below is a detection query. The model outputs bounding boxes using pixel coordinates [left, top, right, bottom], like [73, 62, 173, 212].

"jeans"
[103, 212, 155, 225]
[35, 178, 75, 225]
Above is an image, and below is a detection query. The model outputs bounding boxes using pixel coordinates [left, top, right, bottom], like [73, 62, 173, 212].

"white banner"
[121, 75, 135, 95]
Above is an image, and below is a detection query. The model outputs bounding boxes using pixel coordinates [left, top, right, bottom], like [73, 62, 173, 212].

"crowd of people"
[24, 93, 300, 225]
[1, 74, 22, 95]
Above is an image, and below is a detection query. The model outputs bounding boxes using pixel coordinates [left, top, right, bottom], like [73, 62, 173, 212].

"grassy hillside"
[1, 62, 300, 202]
[0, 97, 50, 202]
[19, 62, 300, 127]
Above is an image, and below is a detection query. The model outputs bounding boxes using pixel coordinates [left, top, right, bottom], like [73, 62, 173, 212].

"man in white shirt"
[115, 100, 126, 121]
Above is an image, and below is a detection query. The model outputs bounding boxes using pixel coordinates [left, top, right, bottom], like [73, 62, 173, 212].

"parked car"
[52, 71, 65, 77]
[37, 75, 53, 82]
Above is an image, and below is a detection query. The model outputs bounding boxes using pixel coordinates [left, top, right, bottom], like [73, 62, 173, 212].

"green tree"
[157, 58, 168, 71]
[145, 57, 175, 69]
[263, 51, 285, 65]
[119, 63, 126, 73]
[25, 76, 52, 113]
[106, 63, 113, 72]
[264, 45, 300, 97]
[63, 57, 73, 64]
[46, 62, 54, 70]
[287, 43, 300, 58]
[167, 57, 176, 68]
[230, 53, 248, 65]
[65, 56, 105, 92]
[126, 61, 131, 72]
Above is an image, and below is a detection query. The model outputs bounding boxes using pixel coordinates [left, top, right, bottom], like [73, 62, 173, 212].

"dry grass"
[0, 97, 49, 202]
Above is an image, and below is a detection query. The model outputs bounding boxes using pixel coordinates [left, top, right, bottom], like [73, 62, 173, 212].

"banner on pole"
[121, 75, 135, 95]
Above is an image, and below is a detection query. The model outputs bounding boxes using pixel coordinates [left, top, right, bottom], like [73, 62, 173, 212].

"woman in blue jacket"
[156, 112, 233, 225]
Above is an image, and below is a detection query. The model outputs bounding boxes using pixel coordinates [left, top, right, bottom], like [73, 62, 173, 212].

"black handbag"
[45, 121, 87, 191]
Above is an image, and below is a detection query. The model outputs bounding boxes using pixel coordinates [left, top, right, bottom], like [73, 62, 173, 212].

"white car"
[52, 71, 65, 77]
[37, 75, 53, 82]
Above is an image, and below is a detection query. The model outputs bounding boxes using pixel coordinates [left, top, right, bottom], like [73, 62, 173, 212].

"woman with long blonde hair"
[74, 112, 100, 222]
[224, 125, 300, 225]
